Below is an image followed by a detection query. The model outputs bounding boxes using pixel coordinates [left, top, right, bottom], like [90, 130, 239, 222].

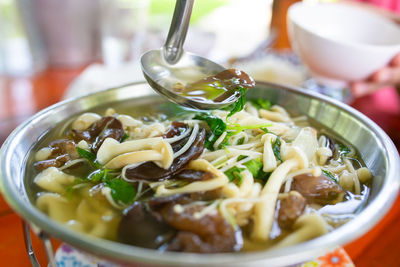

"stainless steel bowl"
[1, 82, 399, 266]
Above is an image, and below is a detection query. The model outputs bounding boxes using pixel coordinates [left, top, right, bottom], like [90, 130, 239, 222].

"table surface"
[1, 5, 400, 265]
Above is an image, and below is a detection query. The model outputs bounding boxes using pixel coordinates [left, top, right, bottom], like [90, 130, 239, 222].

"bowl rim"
[1, 81, 399, 266]
[287, 2, 400, 51]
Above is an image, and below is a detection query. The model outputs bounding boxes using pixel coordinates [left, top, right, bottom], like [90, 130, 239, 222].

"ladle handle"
[163, 0, 194, 64]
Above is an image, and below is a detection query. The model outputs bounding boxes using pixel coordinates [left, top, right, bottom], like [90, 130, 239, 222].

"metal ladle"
[141, 0, 239, 110]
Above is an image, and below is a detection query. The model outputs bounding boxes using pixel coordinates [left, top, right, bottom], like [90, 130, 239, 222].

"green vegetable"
[224, 166, 245, 185]
[250, 99, 271, 110]
[194, 113, 226, 136]
[76, 147, 102, 168]
[236, 155, 270, 182]
[225, 87, 247, 119]
[243, 159, 263, 178]
[227, 123, 272, 134]
[237, 137, 245, 145]
[104, 179, 135, 205]
[322, 169, 338, 184]
[272, 137, 282, 161]
[194, 98, 272, 150]
[338, 144, 351, 157]
[87, 169, 117, 182]
[261, 128, 269, 133]
[121, 133, 129, 142]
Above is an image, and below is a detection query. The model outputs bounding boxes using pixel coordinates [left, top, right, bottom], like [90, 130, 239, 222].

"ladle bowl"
[140, 0, 239, 110]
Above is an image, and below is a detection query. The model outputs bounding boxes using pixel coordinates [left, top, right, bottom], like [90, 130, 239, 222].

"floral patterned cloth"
[55, 243, 354, 267]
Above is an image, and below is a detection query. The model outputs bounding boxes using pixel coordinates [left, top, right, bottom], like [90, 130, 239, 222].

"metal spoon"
[141, 0, 238, 110]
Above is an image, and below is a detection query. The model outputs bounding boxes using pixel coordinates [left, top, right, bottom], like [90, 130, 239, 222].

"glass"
[100, 0, 150, 68]
[0, 0, 40, 75]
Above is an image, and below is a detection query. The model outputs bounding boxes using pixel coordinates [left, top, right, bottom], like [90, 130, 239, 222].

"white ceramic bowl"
[287, 2, 400, 86]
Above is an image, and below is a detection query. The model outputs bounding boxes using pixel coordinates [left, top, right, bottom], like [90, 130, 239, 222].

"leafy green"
[236, 155, 270, 182]
[225, 87, 247, 119]
[243, 159, 263, 178]
[87, 169, 117, 182]
[194, 97, 272, 150]
[121, 133, 129, 142]
[338, 144, 350, 157]
[76, 147, 96, 161]
[322, 169, 338, 184]
[224, 166, 245, 185]
[237, 137, 245, 145]
[76, 147, 101, 168]
[272, 137, 282, 161]
[261, 128, 270, 133]
[104, 179, 135, 205]
[250, 99, 271, 110]
[194, 113, 226, 136]
[227, 123, 272, 134]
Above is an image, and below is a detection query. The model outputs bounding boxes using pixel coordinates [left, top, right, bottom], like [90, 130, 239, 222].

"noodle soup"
[29, 99, 372, 253]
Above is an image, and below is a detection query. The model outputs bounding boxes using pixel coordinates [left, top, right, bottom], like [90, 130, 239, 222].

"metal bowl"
[1, 82, 399, 266]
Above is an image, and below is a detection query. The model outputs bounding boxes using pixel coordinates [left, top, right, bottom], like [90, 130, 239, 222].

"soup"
[30, 97, 372, 253]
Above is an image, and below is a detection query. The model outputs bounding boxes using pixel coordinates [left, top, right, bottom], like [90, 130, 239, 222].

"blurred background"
[1, 1, 400, 266]
[0, 0, 278, 75]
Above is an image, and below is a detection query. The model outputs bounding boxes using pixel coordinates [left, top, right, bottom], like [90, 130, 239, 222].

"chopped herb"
[194, 98, 271, 150]
[272, 137, 282, 161]
[76, 147, 102, 168]
[76, 147, 96, 161]
[204, 133, 219, 150]
[104, 179, 135, 205]
[121, 133, 129, 142]
[237, 155, 247, 161]
[237, 137, 245, 145]
[227, 123, 272, 134]
[218, 132, 235, 149]
[250, 99, 271, 110]
[225, 87, 247, 119]
[236, 155, 270, 182]
[261, 127, 269, 133]
[194, 113, 226, 136]
[322, 169, 338, 184]
[243, 159, 263, 178]
[224, 166, 245, 185]
[87, 169, 117, 182]
[338, 143, 350, 157]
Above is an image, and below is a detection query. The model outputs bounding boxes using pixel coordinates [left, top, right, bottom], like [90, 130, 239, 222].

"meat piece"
[163, 121, 188, 138]
[147, 194, 241, 253]
[70, 116, 124, 152]
[291, 173, 345, 205]
[174, 169, 213, 182]
[34, 139, 79, 171]
[125, 128, 205, 181]
[183, 69, 255, 103]
[277, 191, 307, 230]
[118, 202, 173, 249]
[159, 203, 241, 253]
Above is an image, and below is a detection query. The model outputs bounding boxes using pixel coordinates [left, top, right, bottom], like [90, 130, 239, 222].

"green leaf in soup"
[87, 169, 117, 182]
[338, 143, 351, 157]
[250, 99, 272, 110]
[193, 113, 227, 136]
[226, 87, 247, 119]
[272, 137, 282, 161]
[104, 179, 136, 205]
[224, 166, 245, 185]
[322, 169, 338, 184]
[76, 147, 102, 168]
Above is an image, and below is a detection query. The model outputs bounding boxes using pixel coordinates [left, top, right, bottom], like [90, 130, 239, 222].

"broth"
[27, 98, 372, 253]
